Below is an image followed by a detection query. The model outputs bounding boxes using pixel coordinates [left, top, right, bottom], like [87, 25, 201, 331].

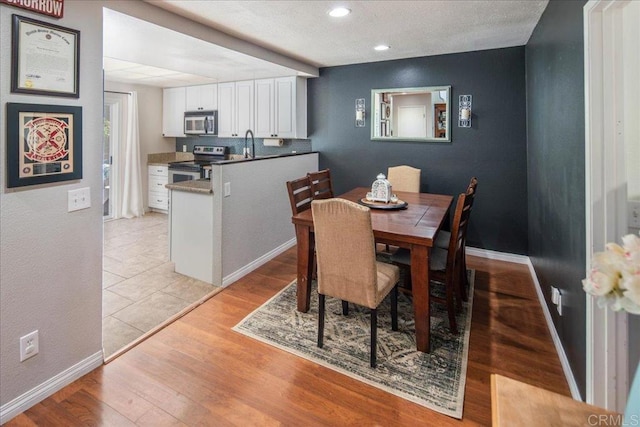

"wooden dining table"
[291, 187, 453, 353]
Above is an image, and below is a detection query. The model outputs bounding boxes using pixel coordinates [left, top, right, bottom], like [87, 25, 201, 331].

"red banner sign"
[1, 0, 64, 19]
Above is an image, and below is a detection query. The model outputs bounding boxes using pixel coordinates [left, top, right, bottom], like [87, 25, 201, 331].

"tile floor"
[103, 212, 221, 358]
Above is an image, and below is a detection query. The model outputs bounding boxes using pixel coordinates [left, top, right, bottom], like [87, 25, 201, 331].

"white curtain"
[120, 91, 144, 218]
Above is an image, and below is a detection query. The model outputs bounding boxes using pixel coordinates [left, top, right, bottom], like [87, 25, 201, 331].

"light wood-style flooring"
[6, 249, 570, 426]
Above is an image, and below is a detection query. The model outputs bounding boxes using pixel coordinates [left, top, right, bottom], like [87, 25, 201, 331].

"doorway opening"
[103, 92, 124, 220]
[584, 0, 640, 412]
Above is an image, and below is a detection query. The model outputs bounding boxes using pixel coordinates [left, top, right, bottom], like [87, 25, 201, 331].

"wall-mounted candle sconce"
[458, 95, 472, 128]
[356, 98, 365, 127]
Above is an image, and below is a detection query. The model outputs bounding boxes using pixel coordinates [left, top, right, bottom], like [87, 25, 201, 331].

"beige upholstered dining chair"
[435, 177, 478, 300]
[311, 198, 400, 368]
[387, 165, 421, 193]
[307, 169, 334, 200]
[391, 188, 474, 334]
[383, 165, 422, 253]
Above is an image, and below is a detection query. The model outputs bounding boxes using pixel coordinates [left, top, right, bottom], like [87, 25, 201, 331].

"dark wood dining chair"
[391, 189, 474, 334]
[312, 198, 399, 368]
[286, 176, 318, 279]
[307, 169, 334, 200]
[434, 177, 478, 301]
[286, 176, 313, 215]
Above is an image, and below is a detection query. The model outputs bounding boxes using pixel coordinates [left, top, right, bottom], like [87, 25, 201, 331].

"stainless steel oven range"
[168, 145, 229, 183]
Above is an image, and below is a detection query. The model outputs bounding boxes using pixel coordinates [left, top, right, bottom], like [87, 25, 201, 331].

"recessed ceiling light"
[374, 45, 390, 51]
[328, 7, 351, 17]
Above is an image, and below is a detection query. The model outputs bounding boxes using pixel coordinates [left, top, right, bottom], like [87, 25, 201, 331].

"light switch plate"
[68, 187, 91, 212]
[224, 182, 231, 197]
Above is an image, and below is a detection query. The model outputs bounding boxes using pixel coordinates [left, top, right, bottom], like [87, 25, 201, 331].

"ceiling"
[103, 0, 549, 88]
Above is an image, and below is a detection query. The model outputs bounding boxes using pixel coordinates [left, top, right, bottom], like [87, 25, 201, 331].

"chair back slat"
[446, 189, 474, 271]
[286, 176, 313, 215]
[307, 169, 334, 200]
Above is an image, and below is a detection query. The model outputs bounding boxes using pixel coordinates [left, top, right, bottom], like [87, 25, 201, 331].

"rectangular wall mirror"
[371, 86, 451, 142]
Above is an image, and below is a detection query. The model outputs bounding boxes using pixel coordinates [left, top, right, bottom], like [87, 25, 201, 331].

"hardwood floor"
[5, 248, 570, 426]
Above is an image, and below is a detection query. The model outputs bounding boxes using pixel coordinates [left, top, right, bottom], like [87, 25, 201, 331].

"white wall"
[104, 81, 173, 210]
[216, 154, 318, 280]
[0, 1, 104, 421]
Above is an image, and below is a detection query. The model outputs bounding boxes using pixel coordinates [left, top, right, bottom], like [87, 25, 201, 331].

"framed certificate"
[6, 103, 83, 188]
[11, 15, 80, 98]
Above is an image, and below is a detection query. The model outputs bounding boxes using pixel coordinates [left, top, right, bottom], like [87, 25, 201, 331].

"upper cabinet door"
[277, 77, 307, 139]
[274, 77, 295, 138]
[235, 80, 254, 137]
[217, 82, 235, 137]
[162, 87, 186, 138]
[254, 79, 275, 138]
[185, 84, 217, 111]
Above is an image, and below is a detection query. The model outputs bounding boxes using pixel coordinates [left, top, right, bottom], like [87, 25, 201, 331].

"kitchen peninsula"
[166, 152, 318, 286]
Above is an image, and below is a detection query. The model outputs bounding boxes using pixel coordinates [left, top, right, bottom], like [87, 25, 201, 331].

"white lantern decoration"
[371, 173, 392, 203]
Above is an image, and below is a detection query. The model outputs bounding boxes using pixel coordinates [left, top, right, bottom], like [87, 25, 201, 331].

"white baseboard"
[524, 258, 583, 401]
[0, 351, 103, 424]
[468, 246, 581, 400]
[222, 238, 296, 287]
[466, 246, 529, 264]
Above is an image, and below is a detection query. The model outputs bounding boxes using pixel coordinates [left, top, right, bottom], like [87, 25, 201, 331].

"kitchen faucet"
[244, 129, 255, 159]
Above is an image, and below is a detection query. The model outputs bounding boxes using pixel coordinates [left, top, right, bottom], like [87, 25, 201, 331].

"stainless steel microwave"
[184, 111, 217, 135]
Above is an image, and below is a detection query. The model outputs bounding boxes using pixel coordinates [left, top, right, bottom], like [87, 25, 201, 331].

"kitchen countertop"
[215, 151, 317, 164]
[166, 179, 212, 194]
[148, 152, 194, 166]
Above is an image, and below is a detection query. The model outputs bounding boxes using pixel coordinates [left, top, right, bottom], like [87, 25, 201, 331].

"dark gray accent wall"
[308, 47, 528, 254]
[526, 0, 587, 397]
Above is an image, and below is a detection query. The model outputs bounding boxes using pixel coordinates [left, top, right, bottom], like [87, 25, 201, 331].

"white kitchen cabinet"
[254, 79, 274, 138]
[148, 165, 169, 212]
[254, 77, 307, 139]
[217, 80, 254, 138]
[185, 84, 217, 111]
[162, 87, 186, 138]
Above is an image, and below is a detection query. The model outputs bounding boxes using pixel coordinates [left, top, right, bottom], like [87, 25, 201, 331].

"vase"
[626, 362, 640, 424]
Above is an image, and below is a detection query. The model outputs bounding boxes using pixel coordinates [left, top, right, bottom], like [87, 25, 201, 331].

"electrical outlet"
[550, 286, 562, 315]
[629, 200, 640, 229]
[182, 144, 187, 153]
[557, 292, 563, 316]
[68, 187, 91, 212]
[224, 182, 231, 197]
[20, 330, 39, 362]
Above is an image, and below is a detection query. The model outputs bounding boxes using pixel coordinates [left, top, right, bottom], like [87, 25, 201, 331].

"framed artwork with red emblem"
[6, 103, 82, 188]
[11, 15, 80, 98]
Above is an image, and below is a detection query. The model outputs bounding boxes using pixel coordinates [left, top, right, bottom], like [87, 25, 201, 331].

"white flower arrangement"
[582, 232, 640, 314]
